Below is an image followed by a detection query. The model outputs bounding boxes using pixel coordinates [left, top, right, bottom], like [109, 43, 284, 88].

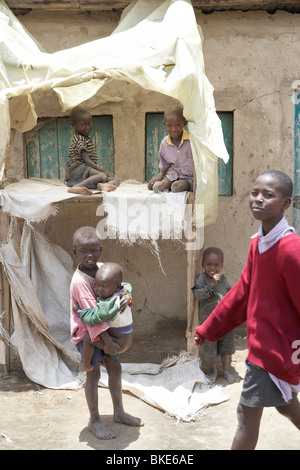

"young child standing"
[192, 247, 235, 383]
[148, 105, 193, 193]
[79, 262, 133, 373]
[194, 170, 300, 450]
[65, 106, 120, 195]
[70, 226, 142, 439]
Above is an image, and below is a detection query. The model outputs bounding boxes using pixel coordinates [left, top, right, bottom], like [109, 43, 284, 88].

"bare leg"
[85, 365, 116, 440]
[80, 334, 95, 373]
[103, 355, 144, 427]
[276, 396, 300, 429]
[153, 178, 172, 193]
[231, 403, 263, 450]
[67, 170, 108, 194]
[92, 330, 120, 356]
[221, 354, 235, 383]
[208, 360, 218, 383]
[170, 179, 190, 192]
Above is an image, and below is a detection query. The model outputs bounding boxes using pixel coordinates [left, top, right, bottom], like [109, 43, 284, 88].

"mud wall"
[7, 8, 300, 334]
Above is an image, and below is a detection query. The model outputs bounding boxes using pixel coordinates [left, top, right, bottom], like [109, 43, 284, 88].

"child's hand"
[194, 336, 205, 348]
[120, 293, 131, 313]
[210, 273, 222, 288]
[73, 301, 80, 315]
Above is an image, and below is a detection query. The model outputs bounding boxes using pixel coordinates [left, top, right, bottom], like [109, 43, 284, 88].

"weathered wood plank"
[6, 0, 299, 11]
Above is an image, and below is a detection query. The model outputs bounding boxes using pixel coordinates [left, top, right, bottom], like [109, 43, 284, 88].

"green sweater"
[80, 282, 132, 327]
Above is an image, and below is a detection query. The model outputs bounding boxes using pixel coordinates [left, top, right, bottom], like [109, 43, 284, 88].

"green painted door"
[145, 112, 233, 196]
[26, 115, 114, 180]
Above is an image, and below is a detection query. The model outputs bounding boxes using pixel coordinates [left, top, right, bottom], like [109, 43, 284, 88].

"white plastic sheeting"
[0, 0, 229, 226]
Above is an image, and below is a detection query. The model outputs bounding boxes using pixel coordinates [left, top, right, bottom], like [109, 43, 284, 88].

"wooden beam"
[186, 192, 202, 353]
[0, 209, 11, 374]
[5, 0, 300, 10]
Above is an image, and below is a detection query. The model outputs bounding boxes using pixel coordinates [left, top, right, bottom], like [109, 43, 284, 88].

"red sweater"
[195, 233, 300, 384]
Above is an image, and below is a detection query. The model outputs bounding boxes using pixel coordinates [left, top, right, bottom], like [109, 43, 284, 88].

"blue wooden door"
[26, 115, 114, 180]
[294, 92, 300, 232]
[145, 112, 233, 196]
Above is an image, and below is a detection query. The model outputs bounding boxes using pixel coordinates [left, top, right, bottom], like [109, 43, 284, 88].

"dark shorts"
[76, 340, 119, 369]
[203, 331, 235, 362]
[65, 164, 91, 187]
[240, 360, 297, 408]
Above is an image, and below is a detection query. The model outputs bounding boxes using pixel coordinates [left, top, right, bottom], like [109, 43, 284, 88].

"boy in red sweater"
[194, 170, 300, 450]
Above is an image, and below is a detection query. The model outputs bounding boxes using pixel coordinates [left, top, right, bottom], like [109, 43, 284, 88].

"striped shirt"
[158, 128, 193, 180]
[66, 132, 99, 169]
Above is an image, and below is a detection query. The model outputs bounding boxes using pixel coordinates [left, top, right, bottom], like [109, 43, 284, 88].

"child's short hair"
[164, 105, 187, 123]
[259, 170, 293, 198]
[73, 226, 101, 247]
[202, 247, 224, 266]
[70, 105, 91, 124]
[97, 262, 123, 283]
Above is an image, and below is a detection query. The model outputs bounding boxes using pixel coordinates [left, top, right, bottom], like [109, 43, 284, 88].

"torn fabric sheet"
[0, 178, 100, 222]
[99, 353, 229, 422]
[0, 228, 81, 389]
[0, 0, 229, 226]
[99, 181, 188, 242]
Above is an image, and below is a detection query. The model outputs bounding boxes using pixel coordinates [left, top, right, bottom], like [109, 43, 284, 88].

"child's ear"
[283, 197, 292, 211]
[73, 247, 77, 256]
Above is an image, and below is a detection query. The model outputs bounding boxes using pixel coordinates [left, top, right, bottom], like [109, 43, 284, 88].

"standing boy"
[70, 226, 142, 440]
[192, 247, 235, 383]
[194, 170, 300, 450]
[148, 105, 193, 193]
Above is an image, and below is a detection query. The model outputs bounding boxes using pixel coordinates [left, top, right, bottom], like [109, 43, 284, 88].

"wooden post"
[0, 209, 11, 374]
[185, 192, 202, 352]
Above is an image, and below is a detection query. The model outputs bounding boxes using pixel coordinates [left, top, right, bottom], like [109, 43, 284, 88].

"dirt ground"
[0, 323, 299, 451]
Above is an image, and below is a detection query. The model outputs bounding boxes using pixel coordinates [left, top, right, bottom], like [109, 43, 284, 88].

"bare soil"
[0, 322, 299, 451]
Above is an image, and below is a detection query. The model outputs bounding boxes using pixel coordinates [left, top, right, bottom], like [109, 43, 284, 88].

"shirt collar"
[167, 128, 190, 145]
[251, 217, 292, 239]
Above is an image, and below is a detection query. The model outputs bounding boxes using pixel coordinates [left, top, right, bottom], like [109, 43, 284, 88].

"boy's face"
[94, 271, 121, 299]
[249, 174, 291, 231]
[163, 114, 186, 141]
[203, 253, 223, 278]
[72, 112, 93, 137]
[73, 237, 102, 270]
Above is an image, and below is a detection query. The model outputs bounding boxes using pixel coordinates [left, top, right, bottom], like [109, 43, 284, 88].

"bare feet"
[88, 417, 116, 440]
[79, 362, 94, 373]
[208, 368, 218, 383]
[67, 186, 93, 195]
[97, 182, 117, 192]
[223, 368, 235, 384]
[114, 410, 144, 427]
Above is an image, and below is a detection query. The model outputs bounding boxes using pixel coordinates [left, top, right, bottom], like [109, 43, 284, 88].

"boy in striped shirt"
[65, 106, 119, 195]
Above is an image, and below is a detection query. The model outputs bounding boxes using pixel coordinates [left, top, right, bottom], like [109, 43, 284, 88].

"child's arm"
[81, 149, 107, 174]
[149, 169, 169, 187]
[119, 282, 133, 312]
[80, 296, 120, 326]
[192, 274, 215, 301]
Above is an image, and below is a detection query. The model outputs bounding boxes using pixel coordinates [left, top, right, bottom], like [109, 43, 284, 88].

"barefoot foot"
[208, 368, 218, 383]
[68, 186, 93, 195]
[97, 183, 117, 192]
[88, 417, 116, 440]
[223, 369, 235, 384]
[114, 411, 144, 427]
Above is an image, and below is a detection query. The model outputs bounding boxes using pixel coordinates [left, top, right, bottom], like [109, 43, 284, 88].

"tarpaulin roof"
[0, 0, 229, 225]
